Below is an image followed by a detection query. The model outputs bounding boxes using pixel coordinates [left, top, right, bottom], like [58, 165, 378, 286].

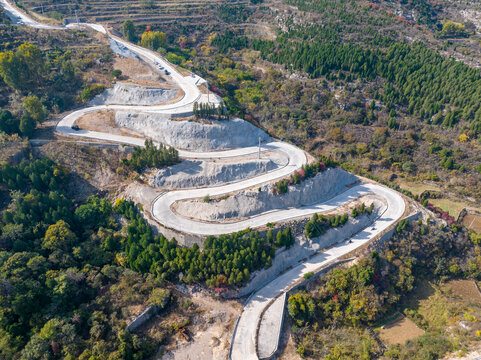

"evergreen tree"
[122, 20, 136, 42]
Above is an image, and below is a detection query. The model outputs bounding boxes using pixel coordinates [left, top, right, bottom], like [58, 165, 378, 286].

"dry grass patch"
[444, 280, 481, 306]
[113, 56, 166, 87]
[463, 214, 481, 233]
[378, 314, 425, 346]
[0, 133, 29, 164]
[430, 198, 481, 219]
[394, 179, 440, 196]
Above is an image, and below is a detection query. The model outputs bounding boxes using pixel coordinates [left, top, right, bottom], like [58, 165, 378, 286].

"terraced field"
[17, 0, 249, 26]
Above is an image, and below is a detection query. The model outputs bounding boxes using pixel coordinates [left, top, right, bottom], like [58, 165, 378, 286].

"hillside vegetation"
[16, 0, 250, 27]
[0, 24, 113, 138]
[0, 148, 298, 358]
[288, 219, 481, 359]
[178, 0, 481, 207]
[4, 0, 481, 358]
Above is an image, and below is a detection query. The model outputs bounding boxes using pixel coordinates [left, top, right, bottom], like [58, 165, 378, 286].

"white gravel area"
[150, 151, 288, 189]
[174, 168, 358, 221]
[109, 39, 140, 59]
[89, 83, 177, 106]
[114, 112, 270, 151]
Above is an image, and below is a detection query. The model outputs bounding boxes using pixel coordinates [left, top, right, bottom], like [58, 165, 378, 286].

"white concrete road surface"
[231, 184, 405, 360]
[257, 293, 286, 359]
[2, 3, 408, 359]
[1, 0, 61, 29]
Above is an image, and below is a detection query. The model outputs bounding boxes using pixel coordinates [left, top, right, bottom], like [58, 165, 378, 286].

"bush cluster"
[274, 156, 337, 194]
[121, 139, 179, 172]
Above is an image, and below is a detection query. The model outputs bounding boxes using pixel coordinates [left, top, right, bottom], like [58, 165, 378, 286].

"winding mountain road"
[230, 183, 404, 360]
[1, 3, 408, 359]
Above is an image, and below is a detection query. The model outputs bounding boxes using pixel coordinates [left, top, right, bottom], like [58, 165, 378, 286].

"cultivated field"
[429, 198, 481, 219]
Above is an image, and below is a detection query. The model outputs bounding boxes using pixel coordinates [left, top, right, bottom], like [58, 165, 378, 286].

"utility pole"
[75, 9, 79, 24]
[206, 80, 210, 103]
[40, 3, 44, 15]
[258, 136, 261, 160]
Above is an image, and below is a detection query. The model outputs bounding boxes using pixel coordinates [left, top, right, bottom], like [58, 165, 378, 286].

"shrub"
[81, 84, 106, 103]
[303, 272, 314, 279]
[402, 161, 417, 173]
[111, 69, 122, 78]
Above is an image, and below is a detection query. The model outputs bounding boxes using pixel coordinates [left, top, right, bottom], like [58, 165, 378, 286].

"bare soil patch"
[463, 214, 481, 233]
[74, 110, 144, 138]
[443, 349, 481, 360]
[378, 314, 424, 346]
[444, 279, 481, 306]
[112, 56, 185, 100]
[113, 56, 162, 86]
[159, 290, 242, 360]
[114, 56, 164, 87]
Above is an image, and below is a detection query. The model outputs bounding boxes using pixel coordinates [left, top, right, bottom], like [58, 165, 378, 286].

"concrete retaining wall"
[126, 296, 170, 332]
[143, 207, 205, 247]
[170, 111, 194, 118]
[235, 212, 378, 298]
[127, 305, 158, 332]
[228, 316, 241, 360]
[154, 222, 205, 247]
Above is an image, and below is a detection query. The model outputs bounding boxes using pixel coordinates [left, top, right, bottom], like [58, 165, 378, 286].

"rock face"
[115, 113, 270, 151]
[151, 152, 287, 189]
[175, 168, 359, 220]
[90, 83, 177, 106]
